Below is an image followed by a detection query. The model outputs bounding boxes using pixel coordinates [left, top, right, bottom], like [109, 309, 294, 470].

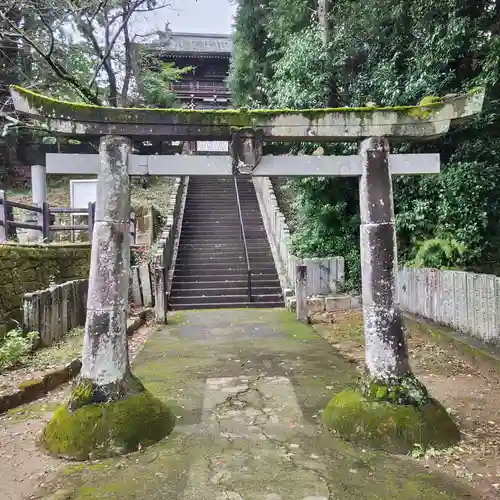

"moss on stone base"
[360, 373, 430, 406]
[323, 389, 459, 454]
[40, 390, 175, 461]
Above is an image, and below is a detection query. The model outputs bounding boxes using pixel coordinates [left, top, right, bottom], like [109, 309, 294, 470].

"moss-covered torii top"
[9, 86, 484, 142]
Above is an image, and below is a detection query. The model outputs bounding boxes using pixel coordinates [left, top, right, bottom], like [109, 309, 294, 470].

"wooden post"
[0, 190, 7, 243]
[87, 201, 95, 240]
[296, 264, 309, 323]
[130, 213, 136, 244]
[42, 202, 51, 242]
[5, 202, 15, 240]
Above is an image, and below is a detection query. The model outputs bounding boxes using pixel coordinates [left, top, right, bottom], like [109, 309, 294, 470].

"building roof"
[144, 31, 232, 59]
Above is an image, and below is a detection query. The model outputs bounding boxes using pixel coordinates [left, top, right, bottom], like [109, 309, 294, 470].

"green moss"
[418, 96, 442, 106]
[275, 309, 318, 340]
[0, 244, 90, 337]
[18, 377, 44, 389]
[323, 389, 460, 454]
[167, 311, 185, 326]
[405, 96, 444, 119]
[40, 389, 176, 461]
[361, 373, 431, 406]
[467, 86, 485, 96]
[6, 401, 60, 422]
[69, 381, 94, 409]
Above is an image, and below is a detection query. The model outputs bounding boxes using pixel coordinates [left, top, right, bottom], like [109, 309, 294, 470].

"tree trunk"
[317, 0, 329, 43]
[75, 134, 139, 406]
[358, 136, 411, 385]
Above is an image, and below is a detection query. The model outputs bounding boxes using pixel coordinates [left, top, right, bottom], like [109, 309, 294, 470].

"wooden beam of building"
[45, 153, 440, 176]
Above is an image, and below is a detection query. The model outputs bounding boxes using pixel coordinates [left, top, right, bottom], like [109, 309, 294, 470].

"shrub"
[0, 328, 39, 373]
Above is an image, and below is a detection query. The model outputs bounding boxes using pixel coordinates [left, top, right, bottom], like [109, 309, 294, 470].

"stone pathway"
[34, 309, 478, 500]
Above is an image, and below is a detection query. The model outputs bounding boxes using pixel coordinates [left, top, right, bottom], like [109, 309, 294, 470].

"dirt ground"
[0, 322, 155, 500]
[312, 310, 500, 500]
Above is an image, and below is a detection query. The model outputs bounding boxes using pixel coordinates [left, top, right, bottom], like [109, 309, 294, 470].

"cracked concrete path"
[35, 309, 479, 500]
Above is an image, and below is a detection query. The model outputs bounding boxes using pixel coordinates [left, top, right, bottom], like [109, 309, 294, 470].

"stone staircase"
[169, 176, 284, 310]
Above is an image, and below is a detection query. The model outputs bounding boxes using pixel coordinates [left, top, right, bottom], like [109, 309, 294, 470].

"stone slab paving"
[183, 375, 328, 500]
[38, 309, 479, 500]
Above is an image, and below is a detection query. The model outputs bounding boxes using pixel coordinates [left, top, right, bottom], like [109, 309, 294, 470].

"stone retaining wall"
[253, 176, 344, 296]
[0, 243, 90, 336]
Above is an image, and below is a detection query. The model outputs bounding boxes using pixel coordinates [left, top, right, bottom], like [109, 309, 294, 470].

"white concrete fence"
[398, 267, 500, 344]
[23, 279, 88, 347]
[253, 177, 344, 297]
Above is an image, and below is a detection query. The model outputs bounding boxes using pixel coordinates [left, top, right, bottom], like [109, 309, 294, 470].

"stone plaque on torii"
[9, 85, 484, 457]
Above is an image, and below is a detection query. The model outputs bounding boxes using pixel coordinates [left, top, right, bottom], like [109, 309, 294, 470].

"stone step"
[177, 249, 272, 259]
[169, 301, 284, 310]
[180, 230, 265, 238]
[182, 219, 263, 225]
[169, 293, 284, 305]
[179, 236, 266, 243]
[174, 262, 277, 271]
[178, 242, 271, 248]
[182, 212, 262, 218]
[171, 279, 281, 290]
[173, 270, 279, 279]
[170, 286, 282, 298]
[169, 175, 279, 311]
[181, 224, 265, 231]
[176, 256, 274, 266]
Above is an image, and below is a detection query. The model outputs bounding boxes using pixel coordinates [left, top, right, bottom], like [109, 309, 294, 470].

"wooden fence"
[398, 267, 500, 344]
[0, 190, 136, 243]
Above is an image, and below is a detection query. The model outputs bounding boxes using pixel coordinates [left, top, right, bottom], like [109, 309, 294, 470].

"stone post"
[296, 264, 309, 323]
[358, 137, 410, 384]
[27, 164, 46, 242]
[79, 135, 136, 401]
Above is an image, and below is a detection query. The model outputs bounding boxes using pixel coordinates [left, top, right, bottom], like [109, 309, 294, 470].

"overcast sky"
[139, 0, 236, 35]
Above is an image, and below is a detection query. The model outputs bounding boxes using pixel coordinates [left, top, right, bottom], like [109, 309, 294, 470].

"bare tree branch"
[34, 8, 55, 58]
[121, 1, 133, 105]
[87, 0, 142, 89]
[0, 6, 101, 105]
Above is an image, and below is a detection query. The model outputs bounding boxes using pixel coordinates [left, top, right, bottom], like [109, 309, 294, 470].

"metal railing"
[171, 81, 230, 94]
[233, 177, 252, 302]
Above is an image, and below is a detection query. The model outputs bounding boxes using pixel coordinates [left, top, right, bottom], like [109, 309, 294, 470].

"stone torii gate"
[9, 86, 484, 458]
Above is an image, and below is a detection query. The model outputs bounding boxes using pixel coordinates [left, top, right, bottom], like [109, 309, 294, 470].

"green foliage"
[264, 25, 334, 108]
[138, 60, 191, 108]
[0, 327, 39, 373]
[231, 0, 500, 282]
[407, 238, 466, 269]
[229, 0, 272, 106]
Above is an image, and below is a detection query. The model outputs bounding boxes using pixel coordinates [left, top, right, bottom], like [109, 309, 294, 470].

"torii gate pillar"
[359, 137, 409, 384]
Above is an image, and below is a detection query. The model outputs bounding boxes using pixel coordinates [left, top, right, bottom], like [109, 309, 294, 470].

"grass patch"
[29, 328, 84, 370]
